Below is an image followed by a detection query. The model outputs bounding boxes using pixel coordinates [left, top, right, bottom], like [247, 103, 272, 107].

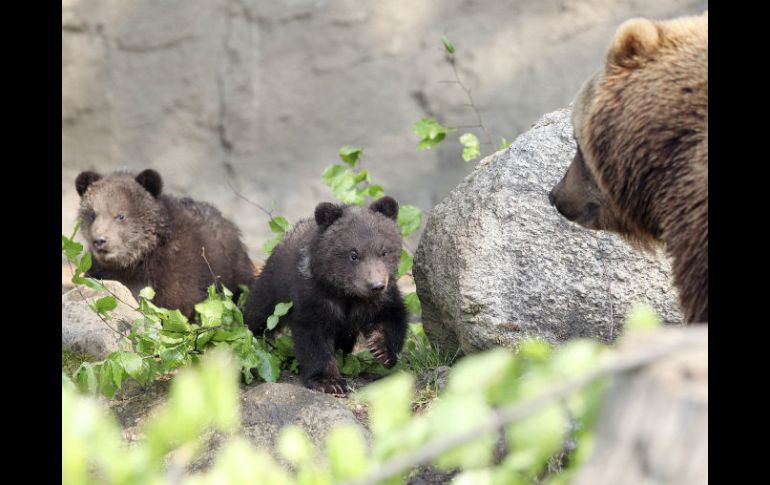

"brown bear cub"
[75, 169, 255, 317]
[244, 197, 407, 394]
[549, 13, 707, 323]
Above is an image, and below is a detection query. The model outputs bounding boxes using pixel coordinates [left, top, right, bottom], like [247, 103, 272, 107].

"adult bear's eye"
[350, 251, 359, 262]
[115, 214, 126, 221]
[382, 250, 389, 257]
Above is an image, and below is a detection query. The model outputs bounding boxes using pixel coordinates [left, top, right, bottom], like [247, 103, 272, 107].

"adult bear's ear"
[135, 169, 163, 198]
[75, 171, 102, 197]
[607, 18, 660, 68]
[369, 196, 399, 221]
[315, 202, 344, 231]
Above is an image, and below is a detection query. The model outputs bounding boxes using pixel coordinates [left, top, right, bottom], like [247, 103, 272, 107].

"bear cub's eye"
[350, 251, 359, 262]
[382, 250, 389, 257]
[115, 214, 126, 221]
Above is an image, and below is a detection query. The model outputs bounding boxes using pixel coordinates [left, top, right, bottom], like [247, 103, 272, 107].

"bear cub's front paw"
[309, 375, 352, 395]
[366, 329, 397, 368]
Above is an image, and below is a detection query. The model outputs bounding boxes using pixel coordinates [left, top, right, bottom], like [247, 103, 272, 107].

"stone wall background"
[62, 0, 706, 263]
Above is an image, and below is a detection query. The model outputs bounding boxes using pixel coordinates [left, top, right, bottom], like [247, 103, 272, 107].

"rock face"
[61, 280, 142, 359]
[413, 108, 683, 354]
[61, 0, 708, 263]
[240, 382, 369, 452]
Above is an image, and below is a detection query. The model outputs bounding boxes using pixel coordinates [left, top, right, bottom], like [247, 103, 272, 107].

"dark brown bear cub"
[244, 197, 407, 394]
[75, 169, 255, 317]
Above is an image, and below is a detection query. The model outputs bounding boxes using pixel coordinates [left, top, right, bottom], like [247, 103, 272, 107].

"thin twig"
[342, 330, 706, 485]
[200, 247, 220, 288]
[447, 56, 494, 148]
[226, 176, 275, 222]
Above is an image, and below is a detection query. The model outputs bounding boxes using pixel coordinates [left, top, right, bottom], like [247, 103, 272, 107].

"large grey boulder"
[61, 280, 142, 359]
[413, 108, 683, 354]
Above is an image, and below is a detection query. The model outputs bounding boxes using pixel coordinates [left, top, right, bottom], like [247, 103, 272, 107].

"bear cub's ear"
[75, 171, 103, 197]
[315, 202, 345, 231]
[608, 18, 660, 67]
[369, 196, 399, 221]
[135, 169, 163, 198]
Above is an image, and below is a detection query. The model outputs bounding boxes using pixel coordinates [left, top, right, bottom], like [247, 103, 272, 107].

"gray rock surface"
[239, 382, 369, 452]
[61, 280, 142, 359]
[62, 0, 708, 264]
[413, 108, 684, 354]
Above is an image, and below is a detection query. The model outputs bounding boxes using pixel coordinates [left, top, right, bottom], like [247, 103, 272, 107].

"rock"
[189, 382, 370, 471]
[240, 382, 369, 452]
[61, 280, 142, 359]
[413, 108, 683, 354]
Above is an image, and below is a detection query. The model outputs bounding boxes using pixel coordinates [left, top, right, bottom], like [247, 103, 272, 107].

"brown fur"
[75, 169, 255, 317]
[549, 12, 707, 323]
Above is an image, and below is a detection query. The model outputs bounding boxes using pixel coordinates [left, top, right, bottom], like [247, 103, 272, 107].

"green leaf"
[278, 425, 315, 466]
[366, 184, 385, 199]
[195, 299, 224, 325]
[414, 118, 450, 150]
[62, 236, 84, 263]
[139, 286, 156, 300]
[237, 284, 250, 309]
[160, 347, 186, 370]
[339, 145, 364, 168]
[397, 205, 423, 237]
[625, 304, 662, 332]
[263, 234, 283, 255]
[404, 292, 421, 316]
[255, 349, 281, 382]
[499, 137, 511, 150]
[357, 372, 414, 438]
[77, 251, 93, 275]
[92, 296, 117, 315]
[322, 164, 347, 186]
[75, 362, 97, 394]
[441, 35, 455, 54]
[460, 133, 481, 162]
[327, 424, 369, 480]
[113, 352, 144, 382]
[396, 249, 414, 279]
[268, 216, 291, 234]
[98, 360, 120, 398]
[163, 310, 192, 333]
[273, 302, 293, 317]
[266, 315, 279, 330]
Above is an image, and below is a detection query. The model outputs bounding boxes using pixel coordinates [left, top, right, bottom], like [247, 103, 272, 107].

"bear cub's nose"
[369, 282, 385, 292]
[93, 237, 108, 249]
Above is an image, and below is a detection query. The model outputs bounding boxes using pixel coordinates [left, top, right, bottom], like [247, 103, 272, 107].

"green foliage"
[414, 118, 454, 150]
[404, 292, 422, 317]
[441, 35, 456, 54]
[62, 229, 300, 397]
[459, 133, 481, 162]
[63, 349, 241, 485]
[624, 304, 662, 332]
[64, 313, 669, 485]
[397, 205, 423, 238]
[267, 302, 294, 331]
[399, 323, 460, 375]
[263, 216, 293, 255]
[414, 36, 513, 164]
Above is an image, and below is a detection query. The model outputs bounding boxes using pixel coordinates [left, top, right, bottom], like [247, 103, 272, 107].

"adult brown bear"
[549, 12, 707, 323]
